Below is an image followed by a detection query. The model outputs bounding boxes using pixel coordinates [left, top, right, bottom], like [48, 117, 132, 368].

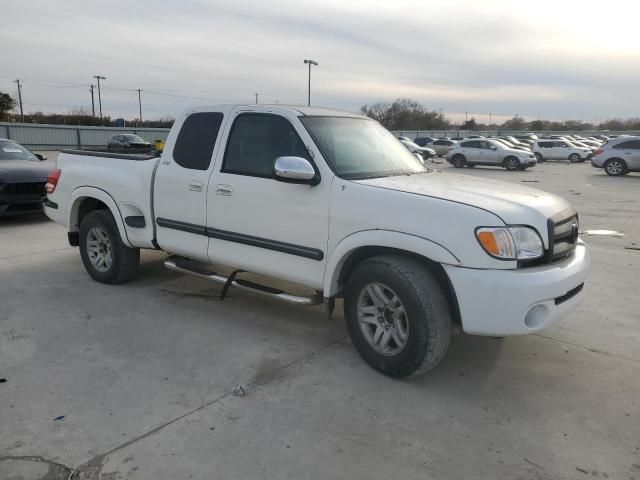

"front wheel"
[504, 156, 520, 171]
[344, 255, 452, 378]
[604, 158, 627, 176]
[569, 153, 581, 163]
[79, 210, 140, 284]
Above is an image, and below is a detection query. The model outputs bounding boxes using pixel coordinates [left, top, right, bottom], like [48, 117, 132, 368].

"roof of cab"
[185, 104, 369, 119]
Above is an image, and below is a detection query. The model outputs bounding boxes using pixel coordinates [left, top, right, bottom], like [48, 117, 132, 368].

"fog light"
[524, 304, 549, 329]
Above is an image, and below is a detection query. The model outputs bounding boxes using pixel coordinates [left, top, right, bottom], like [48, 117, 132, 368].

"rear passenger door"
[537, 141, 553, 159]
[460, 141, 483, 162]
[154, 110, 225, 260]
[480, 141, 500, 164]
[551, 141, 569, 159]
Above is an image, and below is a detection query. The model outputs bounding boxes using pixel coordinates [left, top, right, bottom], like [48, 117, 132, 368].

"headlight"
[476, 226, 544, 260]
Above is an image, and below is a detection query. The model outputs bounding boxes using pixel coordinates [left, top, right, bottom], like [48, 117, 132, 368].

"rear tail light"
[45, 169, 61, 193]
[593, 149, 604, 156]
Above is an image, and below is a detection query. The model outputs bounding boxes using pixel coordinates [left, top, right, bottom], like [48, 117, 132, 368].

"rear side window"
[461, 141, 479, 148]
[222, 114, 308, 177]
[173, 112, 223, 170]
[614, 140, 640, 149]
[538, 142, 552, 147]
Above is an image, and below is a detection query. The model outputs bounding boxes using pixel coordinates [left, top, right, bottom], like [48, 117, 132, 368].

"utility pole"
[90, 85, 96, 117]
[489, 113, 492, 124]
[303, 59, 318, 106]
[254, 92, 260, 104]
[13, 79, 24, 123]
[137, 89, 143, 124]
[465, 111, 468, 122]
[93, 75, 106, 120]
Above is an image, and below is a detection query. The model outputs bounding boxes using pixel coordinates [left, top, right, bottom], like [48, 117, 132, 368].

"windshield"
[123, 134, 144, 142]
[0, 141, 38, 161]
[300, 117, 426, 179]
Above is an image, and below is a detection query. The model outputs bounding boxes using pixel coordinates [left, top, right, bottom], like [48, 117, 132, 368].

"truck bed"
[47, 150, 161, 249]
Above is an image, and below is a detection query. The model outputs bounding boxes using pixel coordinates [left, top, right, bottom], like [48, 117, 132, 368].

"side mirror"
[274, 156, 319, 185]
[35, 153, 48, 161]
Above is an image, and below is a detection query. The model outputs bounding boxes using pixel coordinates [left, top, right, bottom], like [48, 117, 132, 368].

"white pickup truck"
[44, 105, 590, 377]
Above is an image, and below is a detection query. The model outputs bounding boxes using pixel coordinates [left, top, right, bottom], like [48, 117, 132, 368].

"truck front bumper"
[443, 241, 590, 336]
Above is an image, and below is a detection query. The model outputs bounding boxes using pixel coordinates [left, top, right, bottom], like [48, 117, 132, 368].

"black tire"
[451, 154, 466, 168]
[604, 158, 627, 176]
[466, 164, 475, 168]
[79, 210, 140, 284]
[518, 164, 528, 170]
[344, 255, 452, 378]
[503, 156, 520, 171]
[569, 153, 581, 163]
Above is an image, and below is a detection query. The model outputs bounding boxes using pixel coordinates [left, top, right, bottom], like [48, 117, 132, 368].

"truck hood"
[0, 161, 52, 183]
[354, 172, 572, 240]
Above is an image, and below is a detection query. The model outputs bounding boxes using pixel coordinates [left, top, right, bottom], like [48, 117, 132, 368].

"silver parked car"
[446, 139, 536, 170]
[429, 139, 456, 156]
[591, 136, 640, 176]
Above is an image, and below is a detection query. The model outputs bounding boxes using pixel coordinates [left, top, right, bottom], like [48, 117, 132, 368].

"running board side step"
[164, 255, 322, 306]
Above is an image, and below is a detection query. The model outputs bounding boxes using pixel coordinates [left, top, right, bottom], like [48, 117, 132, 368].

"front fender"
[322, 229, 461, 296]
[69, 186, 132, 247]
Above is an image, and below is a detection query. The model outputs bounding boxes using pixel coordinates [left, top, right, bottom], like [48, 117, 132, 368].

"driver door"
[206, 110, 332, 289]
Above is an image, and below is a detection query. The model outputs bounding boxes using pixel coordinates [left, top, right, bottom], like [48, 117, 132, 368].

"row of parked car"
[398, 133, 640, 175]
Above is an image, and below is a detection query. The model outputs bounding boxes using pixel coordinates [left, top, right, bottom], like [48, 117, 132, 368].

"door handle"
[216, 184, 233, 196]
[188, 181, 203, 192]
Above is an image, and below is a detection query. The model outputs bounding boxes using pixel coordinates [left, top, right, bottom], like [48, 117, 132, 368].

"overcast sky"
[2, 0, 638, 123]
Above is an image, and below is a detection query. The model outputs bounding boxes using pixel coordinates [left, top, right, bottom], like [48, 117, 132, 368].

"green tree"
[0, 92, 16, 121]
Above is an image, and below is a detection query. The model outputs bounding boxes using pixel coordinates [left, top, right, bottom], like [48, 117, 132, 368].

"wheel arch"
[69, 187, 132, 247]
[323, 231, 462, 326]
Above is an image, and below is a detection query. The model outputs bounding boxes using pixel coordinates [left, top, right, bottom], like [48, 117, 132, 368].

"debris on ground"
[524, 458, 542, 469]
[576, 466, 588, 474]
[580, 230, 625, 238]
[0, 378, 6, 383]
[232, 383, 249, 396]
[53, 415, 65, 421]
[521, 180, 539, 183]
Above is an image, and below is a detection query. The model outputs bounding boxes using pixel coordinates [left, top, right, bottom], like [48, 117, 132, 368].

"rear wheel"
[344, 255, 452, 378]
[604, 158, 627, 176]
[569, 153, 581, 163]
[503, 156, 520, 171]
[79, 210, 140, 284]
[451, 154, 466, 168]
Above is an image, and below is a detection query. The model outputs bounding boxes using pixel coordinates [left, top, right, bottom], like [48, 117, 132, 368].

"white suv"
[533, 140, 592, 163]
[447, 139, 537, 170]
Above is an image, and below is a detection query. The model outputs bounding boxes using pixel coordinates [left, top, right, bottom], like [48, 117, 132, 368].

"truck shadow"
[0, 214, 51, 227]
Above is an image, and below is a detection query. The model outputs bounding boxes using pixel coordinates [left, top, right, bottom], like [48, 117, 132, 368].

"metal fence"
[391, 129, 640, 140]
[0, 122, 171, 151]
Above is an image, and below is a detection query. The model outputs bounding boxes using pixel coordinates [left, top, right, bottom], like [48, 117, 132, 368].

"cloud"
[1, 0, 638, 121]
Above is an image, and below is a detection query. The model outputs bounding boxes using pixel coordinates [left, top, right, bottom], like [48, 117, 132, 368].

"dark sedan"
[0, 139, 52, 217]
[107, 134, 152, 150]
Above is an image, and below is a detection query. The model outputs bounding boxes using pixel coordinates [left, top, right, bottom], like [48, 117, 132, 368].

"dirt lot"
[1, 157, 639, 480]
